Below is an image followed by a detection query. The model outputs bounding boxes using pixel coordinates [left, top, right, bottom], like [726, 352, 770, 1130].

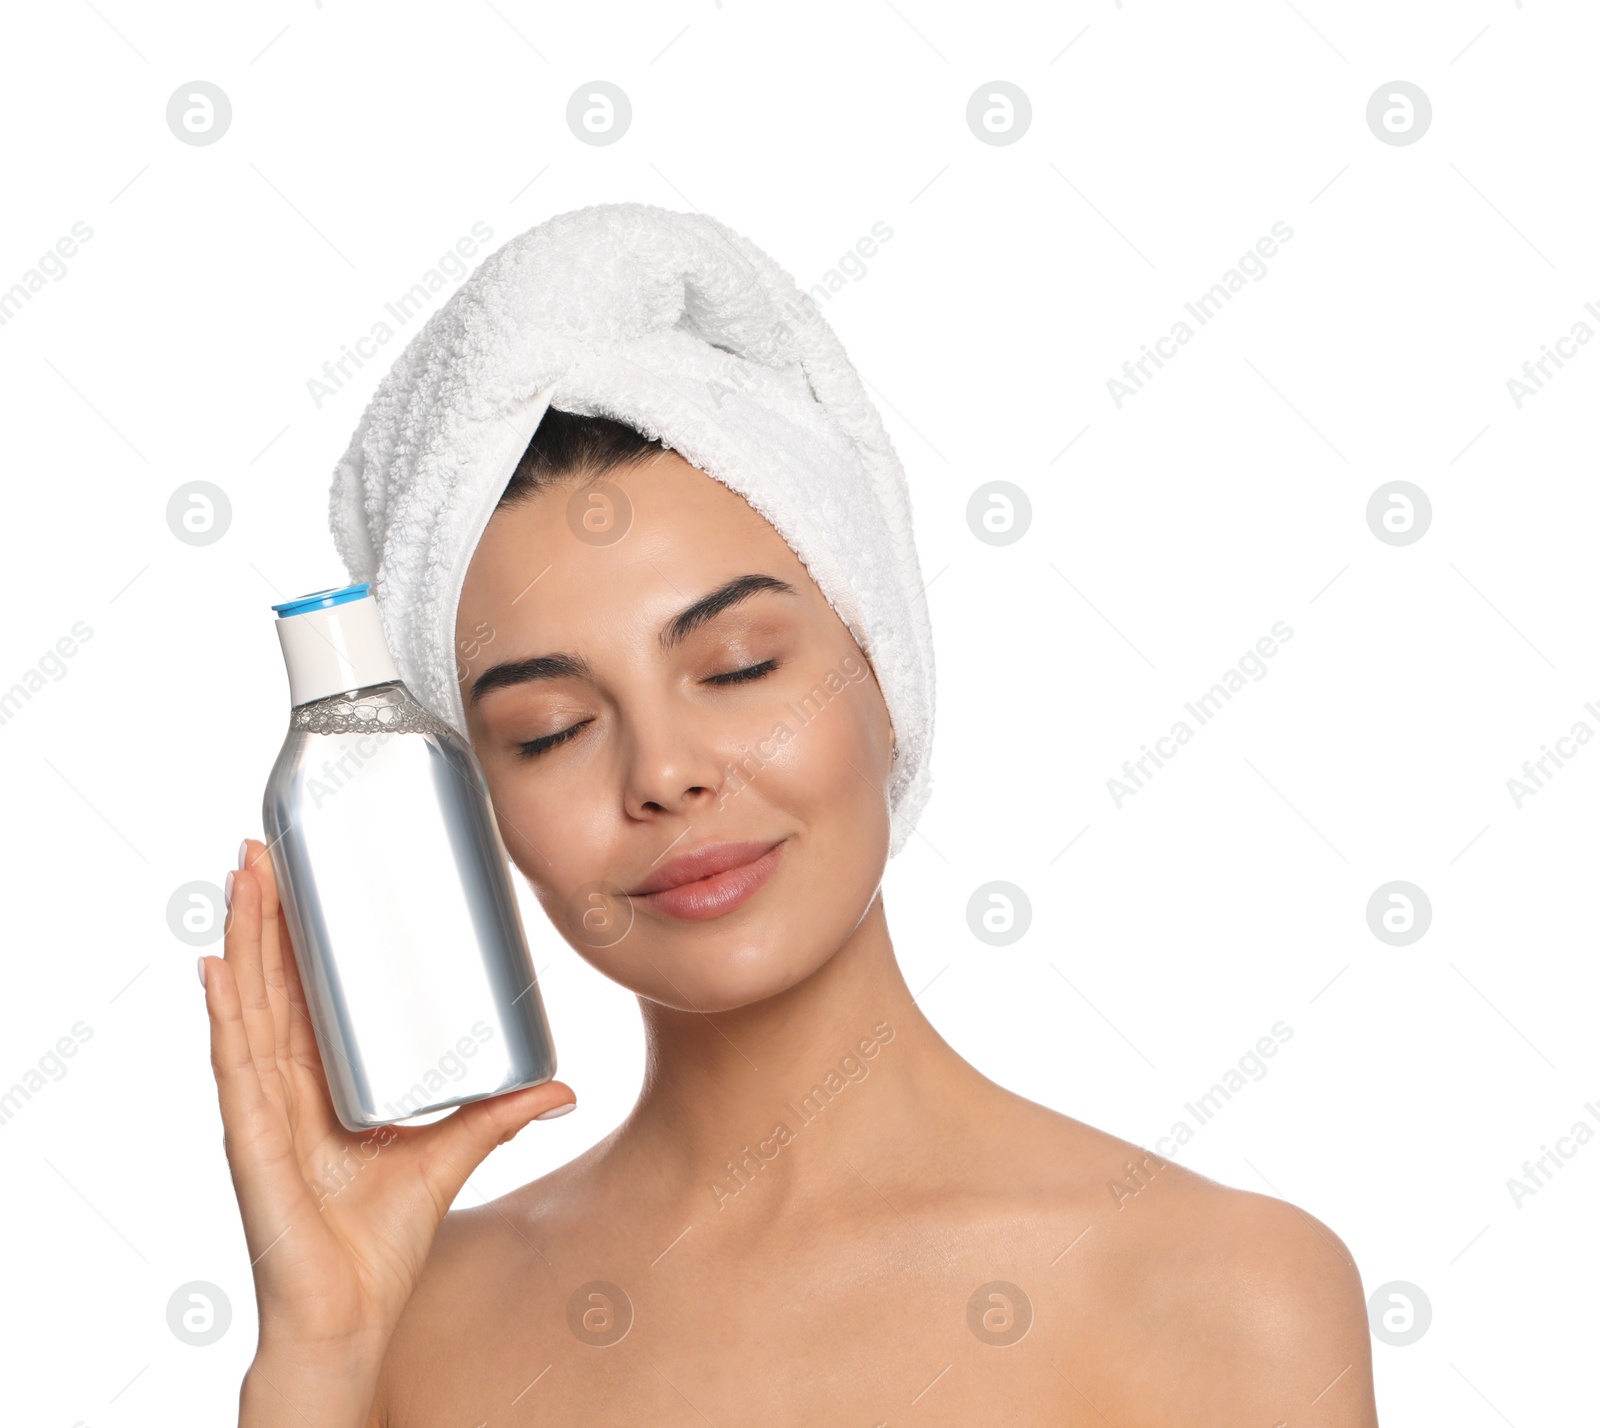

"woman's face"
[455, 450, 897, 1013]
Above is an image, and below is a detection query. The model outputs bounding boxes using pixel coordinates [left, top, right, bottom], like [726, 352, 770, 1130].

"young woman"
[206, 405, 1378, 1426]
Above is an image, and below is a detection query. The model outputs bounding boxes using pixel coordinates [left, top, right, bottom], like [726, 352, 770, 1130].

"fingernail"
[197, 956, 208, 989]
[535, 1102, 576, 1120]
[224, 870, 234, 909]
[237, 839, 249, 870]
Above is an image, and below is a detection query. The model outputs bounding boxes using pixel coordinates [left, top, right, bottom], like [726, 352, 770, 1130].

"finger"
[411, 1082, 577, 1214]
[277, 923, 327, 1078]
[243, 839, 293, 1065]
[256, 861, 323, 1074]
[202, 953, 317, 1258]
[223, 858, 285, 1106]
[240, 840, 343, 1141]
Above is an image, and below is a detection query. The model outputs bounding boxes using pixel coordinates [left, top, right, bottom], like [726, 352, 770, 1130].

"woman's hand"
[203, 838, 575, 1426]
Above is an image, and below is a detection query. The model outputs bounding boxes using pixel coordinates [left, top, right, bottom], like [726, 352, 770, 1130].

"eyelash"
[515, 659, 781, 759]
[704, 657, 779, 687]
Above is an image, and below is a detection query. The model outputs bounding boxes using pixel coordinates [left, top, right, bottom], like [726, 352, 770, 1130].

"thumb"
[415, 1081, 577, 1205]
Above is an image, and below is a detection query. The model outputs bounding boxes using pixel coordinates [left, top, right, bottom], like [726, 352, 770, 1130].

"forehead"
[459, 451, 812, 630]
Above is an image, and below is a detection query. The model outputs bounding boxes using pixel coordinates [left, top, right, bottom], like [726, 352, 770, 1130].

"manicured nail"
[535, 1102, 576, 1120]
[224, 870, 235, 909]
[237, 839, 249, 869]
[197, 956, 208, 989]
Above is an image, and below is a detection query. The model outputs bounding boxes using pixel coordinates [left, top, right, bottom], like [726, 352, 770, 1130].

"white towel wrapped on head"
[329, 201, 934, 856]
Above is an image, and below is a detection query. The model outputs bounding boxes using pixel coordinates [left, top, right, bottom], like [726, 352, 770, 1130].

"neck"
[591, 891, 991, 1226]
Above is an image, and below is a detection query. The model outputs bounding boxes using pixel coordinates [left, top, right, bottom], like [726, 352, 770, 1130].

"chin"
[586, 899, 842, 1013]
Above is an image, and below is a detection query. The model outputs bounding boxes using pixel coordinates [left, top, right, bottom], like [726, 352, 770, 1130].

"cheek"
[510, 813, 634, 965]
[753, 673, 888, 833]
[487, 771, 614, 900]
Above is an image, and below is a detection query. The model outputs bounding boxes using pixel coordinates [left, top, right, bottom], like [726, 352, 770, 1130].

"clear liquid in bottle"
[261, 584, 556, 1131]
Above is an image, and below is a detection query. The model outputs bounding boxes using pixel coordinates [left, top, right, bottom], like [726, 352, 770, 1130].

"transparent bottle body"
[261, 682, 556, 1130]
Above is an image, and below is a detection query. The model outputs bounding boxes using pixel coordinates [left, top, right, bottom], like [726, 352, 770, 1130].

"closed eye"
[516, 662, 780, 759]
[704, 658, 779, 686]
[517, 720, 591, 759]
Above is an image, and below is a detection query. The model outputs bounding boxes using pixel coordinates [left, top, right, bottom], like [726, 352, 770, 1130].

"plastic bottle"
[261, 583, 557, 1131]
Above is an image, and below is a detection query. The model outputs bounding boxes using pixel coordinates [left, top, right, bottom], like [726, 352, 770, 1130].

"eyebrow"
[468, 572, 796, 705]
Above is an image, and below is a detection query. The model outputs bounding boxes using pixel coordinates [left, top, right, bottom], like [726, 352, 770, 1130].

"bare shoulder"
[370, 1158, 590, 1427]
[989, 1099, 1378, 1425]
[1142, 1173, 1377, 1410]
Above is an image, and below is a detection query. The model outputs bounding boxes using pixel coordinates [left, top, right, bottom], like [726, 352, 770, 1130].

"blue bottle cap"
[271, 583, 372, 619]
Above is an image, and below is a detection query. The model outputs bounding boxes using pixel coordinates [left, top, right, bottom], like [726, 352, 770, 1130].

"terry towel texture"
[329, 202, 935, 856]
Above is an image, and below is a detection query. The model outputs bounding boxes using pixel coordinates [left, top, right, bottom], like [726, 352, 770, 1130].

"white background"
[0, 0, 1594, 1422]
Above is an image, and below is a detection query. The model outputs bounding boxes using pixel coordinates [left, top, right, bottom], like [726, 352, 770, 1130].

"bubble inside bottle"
[290, 683, 455, 738]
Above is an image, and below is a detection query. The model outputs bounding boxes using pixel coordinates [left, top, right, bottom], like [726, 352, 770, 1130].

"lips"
[631, 839, 783, 895]
[628, 838, 787, 921]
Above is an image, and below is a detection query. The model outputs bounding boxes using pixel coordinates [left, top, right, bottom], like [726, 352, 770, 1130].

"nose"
[620, 707, 730, 821]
